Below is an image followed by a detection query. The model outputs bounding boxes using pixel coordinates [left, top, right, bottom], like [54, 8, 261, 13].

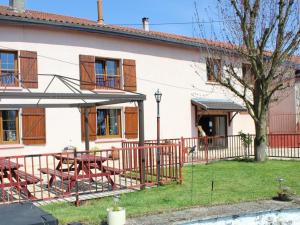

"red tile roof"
[0, 5, 234, 50]
[0, 5, 299, 63]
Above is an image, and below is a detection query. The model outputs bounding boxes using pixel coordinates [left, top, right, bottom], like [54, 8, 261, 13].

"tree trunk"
[254, 112, 268, 162]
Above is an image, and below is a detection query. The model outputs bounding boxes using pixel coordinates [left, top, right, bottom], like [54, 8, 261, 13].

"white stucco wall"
[0, 24, 255, 156]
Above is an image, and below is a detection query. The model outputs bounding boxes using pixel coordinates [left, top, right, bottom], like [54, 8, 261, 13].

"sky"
[0, 0, 220, 38]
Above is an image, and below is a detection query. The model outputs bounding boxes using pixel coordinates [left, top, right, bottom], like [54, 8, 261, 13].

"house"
[0, 0, 255, 156]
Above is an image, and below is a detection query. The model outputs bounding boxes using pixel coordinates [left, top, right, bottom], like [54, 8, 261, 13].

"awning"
[192, 98, 246, 112]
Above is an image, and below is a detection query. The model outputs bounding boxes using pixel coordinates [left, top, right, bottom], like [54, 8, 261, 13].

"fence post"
[74, 148, 80, 207]
[205, 136, 209, 164]
[180, 137, 185, 164]
[179, 137, 184, 184]
[138, 100, 146, 190]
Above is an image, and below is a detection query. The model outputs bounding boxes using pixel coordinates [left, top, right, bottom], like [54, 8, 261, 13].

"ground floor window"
[97, 109, 121, 138]
[0, 110, 19, 144]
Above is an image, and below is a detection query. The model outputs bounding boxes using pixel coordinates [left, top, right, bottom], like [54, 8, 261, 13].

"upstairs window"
[242, 63, 255, 84]
[97, 109, 121, 138]
[0, 110, 19, 144]
[95, 59, 120, 89]
[207, 58, 222, 82]
[0, 51, 18, 87]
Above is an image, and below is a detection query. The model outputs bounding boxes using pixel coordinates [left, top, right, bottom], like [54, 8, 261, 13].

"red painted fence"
[1, 134, 299, 204]
[0, 144, 182, 204]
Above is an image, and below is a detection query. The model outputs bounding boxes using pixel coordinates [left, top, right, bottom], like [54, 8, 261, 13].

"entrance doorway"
[199, 115, 227, 137]
[198, 115, 227, 148]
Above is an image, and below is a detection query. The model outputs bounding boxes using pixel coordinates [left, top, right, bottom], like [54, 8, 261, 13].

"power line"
[108, 19, 236, 27]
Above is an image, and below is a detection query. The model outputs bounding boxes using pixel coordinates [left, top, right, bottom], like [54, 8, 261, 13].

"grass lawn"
[42, 160, 300, 225]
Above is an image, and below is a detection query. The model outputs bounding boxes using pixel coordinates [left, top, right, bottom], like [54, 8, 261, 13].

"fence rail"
[0, 144, 182, 204]
[123, 134, 300, 164]
[1, 133, 300, 204]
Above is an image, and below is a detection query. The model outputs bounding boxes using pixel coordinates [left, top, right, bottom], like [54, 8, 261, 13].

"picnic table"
[0, 159, 40, 200]
[40, 153, 123, 193]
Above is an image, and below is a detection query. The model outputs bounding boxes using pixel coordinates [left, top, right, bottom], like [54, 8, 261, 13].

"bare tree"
[195, 0, 300, 161]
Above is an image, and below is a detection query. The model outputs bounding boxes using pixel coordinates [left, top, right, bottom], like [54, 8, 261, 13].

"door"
[198, 115, 227, 148]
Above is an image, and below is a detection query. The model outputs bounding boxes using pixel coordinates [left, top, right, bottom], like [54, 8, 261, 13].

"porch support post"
[138, 100, 145, 189]
[84, 108, 90, 151]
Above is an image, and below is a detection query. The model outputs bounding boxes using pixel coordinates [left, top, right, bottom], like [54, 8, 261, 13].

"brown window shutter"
[125, 107, 138, 139]
[19, 51, 38, 88]
[81, 107, 97, 141]
[123, 59, 137, 92]
[79, 55, 95, 90]
[22, 108, 46, 145]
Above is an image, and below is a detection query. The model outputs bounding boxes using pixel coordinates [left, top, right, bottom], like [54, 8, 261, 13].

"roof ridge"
[0, 4, 224, 45]
[0, 4, 299, 63]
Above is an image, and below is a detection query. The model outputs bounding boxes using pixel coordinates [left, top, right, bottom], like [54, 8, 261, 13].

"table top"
[0, 159, 21, 170]
[55, 153, 108, 163]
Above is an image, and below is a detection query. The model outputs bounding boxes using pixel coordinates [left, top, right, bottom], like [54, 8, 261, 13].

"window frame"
[0, 110, 19, 144]
[206, 58, 222, 82]
[95, 58, 121, 89]
[0, 50, 19, 87]
[96, 108, 122, 139]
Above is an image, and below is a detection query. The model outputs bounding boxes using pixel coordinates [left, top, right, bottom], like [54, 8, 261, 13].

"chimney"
[97, 0, 104, 24]
[142, 17, 149, 31]
[9, 0, 25, 13]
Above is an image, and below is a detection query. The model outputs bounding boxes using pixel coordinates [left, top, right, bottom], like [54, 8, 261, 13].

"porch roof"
[0, 74, 146, 108]
[0, 74, 146, 151]
[192, 98, 246, 112]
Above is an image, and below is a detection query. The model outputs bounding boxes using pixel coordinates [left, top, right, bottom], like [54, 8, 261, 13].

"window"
[0, 110, 19, 144]
[97, 109, 121, 138]
[0, 51, 18, 87]
[95, 59, 120, 89]
[242, 63, 255, 84]
[206, 58, 222, 82]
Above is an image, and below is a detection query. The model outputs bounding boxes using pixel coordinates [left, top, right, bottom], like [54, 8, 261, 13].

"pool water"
[183, 208, 300, 225]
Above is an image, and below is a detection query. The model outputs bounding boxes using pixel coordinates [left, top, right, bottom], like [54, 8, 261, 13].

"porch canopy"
[0, 74, 146, 150]
[192, 98, 246, 112]
[192, 98, 247, 126]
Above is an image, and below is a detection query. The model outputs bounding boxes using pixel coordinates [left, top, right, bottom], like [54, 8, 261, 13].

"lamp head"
[154, 89, 162, 103]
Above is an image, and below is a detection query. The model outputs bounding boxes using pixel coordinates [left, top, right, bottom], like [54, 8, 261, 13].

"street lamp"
[154, 89, 162, 185]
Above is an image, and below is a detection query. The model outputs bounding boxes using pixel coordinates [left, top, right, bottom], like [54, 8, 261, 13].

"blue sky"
[0, 0, 220, 38]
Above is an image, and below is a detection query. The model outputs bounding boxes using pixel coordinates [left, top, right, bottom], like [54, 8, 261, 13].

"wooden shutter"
[79, 55, 95, 90]
[22, 108, 46, 145]
[125, 107, 138, 139]
[19, 51, 38, 88]
[123, 59, 137, 92]
[81, 107, 97, 141]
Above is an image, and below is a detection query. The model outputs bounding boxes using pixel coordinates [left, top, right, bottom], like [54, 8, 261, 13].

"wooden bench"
[39, 168, 75, 181]
[102, 166, 124, 175]
[0, 181, 27, 188]
[14, 170, 41, 184]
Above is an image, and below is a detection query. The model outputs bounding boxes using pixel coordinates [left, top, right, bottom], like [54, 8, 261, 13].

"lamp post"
[154, 89, 162, 185]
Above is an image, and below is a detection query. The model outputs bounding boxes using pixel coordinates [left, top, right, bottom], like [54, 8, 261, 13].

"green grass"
[42, 160, 300, 225]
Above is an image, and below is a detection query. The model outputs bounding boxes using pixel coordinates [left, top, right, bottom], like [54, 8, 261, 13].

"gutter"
[0, 15, 232, 53]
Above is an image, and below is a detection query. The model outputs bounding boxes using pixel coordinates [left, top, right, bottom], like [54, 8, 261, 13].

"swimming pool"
[182, 208, 300, 225]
